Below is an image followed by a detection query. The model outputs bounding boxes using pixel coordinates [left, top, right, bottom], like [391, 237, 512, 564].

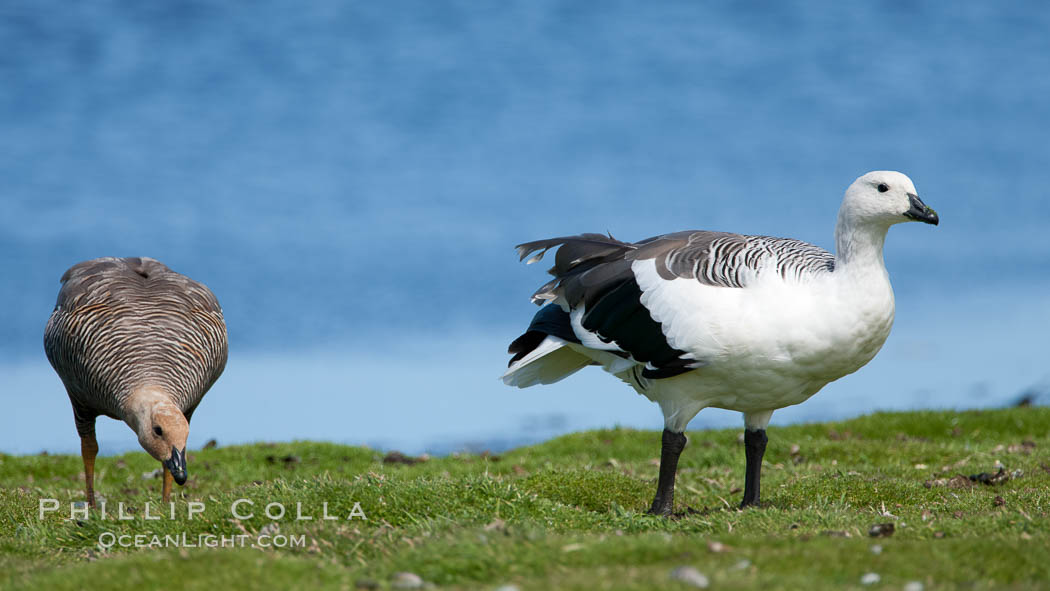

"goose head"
[131, 387, 190, 485]
[840, 171, 939, 229]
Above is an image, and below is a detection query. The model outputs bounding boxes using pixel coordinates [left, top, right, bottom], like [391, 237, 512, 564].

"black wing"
[515, 233, 725, 379]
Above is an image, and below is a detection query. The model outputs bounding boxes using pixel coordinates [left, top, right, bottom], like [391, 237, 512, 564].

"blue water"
[2, 2, 1049, 455]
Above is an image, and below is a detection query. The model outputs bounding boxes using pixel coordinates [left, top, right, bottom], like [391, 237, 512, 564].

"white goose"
[503, 171, 938, 513]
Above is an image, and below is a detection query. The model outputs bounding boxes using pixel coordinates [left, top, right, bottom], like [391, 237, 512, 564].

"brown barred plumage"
[44, 257, 228, 505]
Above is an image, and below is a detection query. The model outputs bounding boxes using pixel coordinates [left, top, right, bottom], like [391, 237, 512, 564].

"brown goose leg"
[162, 466, 174, 503]
[80, 435, 99, 508]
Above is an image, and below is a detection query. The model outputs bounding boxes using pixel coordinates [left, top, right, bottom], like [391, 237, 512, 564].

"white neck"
[834, 211, 892, 278]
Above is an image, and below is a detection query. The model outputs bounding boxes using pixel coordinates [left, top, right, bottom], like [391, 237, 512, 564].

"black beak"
[163, 447, 188, 485]
[903, 193, 939, 225]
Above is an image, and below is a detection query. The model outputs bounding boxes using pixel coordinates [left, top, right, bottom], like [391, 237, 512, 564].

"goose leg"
[162, 466, 174, 503]
[648, 429, 687, 516]
[80, 435, 99, 508]
[740, 428, 767, 508]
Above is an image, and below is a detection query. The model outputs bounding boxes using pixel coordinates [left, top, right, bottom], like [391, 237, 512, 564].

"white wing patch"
[632, 257, 837, 369]
[569, 306, 627, 353]
[631, 258, 740, 364]
[502, 336, 592, 388]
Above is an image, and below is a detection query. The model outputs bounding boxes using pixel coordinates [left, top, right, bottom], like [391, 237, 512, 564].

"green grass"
[2, 408, 1049, 590]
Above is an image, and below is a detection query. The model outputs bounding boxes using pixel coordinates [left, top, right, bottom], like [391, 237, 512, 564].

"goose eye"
[877, 183, 889, 193]
[154, 426, 163, 436]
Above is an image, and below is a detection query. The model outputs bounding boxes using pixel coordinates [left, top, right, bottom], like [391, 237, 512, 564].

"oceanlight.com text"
[97, 531, 307, 549]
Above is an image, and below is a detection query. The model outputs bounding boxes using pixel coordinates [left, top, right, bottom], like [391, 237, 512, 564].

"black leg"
[740, 428, 768, 508]
[648, 429, 687, 516]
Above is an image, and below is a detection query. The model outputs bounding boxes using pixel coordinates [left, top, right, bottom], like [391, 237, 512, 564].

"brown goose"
[44, 257, 228, 506]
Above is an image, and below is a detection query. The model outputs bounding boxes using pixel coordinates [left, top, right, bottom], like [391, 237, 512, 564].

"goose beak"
[163, 447, 188, 485]
[904, 193, 939, 225]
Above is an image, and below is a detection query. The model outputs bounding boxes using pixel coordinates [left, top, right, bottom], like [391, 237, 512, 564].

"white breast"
[626, 258, 896, 415]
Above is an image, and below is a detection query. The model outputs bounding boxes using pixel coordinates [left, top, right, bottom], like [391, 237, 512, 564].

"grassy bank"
[2, 408, 1049, 590]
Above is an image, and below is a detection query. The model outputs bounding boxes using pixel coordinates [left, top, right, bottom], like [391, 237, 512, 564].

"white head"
[839, 171, 939, 229]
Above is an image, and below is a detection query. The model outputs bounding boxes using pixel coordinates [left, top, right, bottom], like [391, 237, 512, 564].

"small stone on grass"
[670, 566, 709, 588]
[561, 543, 584, 553]
[391, 572, 424, 589]
[860, 572, 880, 585]
[706, 540, 729, 553]
[869, 523, 895, 538]
[731, 559, 752, 571]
